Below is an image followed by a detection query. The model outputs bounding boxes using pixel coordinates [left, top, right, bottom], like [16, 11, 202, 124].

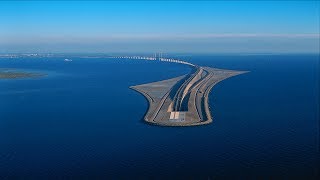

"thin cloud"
[0, 33, 319, 44]
[80, 33, 320, 40]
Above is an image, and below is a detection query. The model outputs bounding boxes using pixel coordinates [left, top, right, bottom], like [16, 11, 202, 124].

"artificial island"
[113, 55, 248, 126]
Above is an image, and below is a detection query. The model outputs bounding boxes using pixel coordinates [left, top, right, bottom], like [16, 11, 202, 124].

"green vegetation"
[0, 69, 46, 79]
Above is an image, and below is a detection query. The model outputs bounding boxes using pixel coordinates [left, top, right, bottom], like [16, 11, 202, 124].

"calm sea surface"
[0, 54, 318, 179]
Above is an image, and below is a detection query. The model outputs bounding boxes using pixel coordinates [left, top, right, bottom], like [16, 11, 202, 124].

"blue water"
[0, 54, 318, 179]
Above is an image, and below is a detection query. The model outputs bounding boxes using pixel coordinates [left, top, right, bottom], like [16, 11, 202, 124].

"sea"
[0, 54, 319, 179]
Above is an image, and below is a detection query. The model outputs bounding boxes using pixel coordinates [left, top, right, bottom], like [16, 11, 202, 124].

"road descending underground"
[129, 57, 248, 126]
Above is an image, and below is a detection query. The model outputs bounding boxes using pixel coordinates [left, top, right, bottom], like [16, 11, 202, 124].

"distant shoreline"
[0, 68, 46, 79]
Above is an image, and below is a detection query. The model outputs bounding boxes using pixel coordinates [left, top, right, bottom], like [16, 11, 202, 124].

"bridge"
[109, 53, 195, 67]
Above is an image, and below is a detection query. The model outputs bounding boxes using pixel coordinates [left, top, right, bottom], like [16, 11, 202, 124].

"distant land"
[0, 69, 46, 79]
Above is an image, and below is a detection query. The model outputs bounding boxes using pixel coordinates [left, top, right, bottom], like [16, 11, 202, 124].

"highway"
[130, 57, 248, 126]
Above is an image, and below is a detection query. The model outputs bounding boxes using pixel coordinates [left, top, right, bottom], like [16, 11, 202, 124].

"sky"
[0, 1, 319, 53]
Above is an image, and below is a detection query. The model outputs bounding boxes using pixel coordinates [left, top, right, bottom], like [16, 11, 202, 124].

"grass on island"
[0, 69, 46, 79]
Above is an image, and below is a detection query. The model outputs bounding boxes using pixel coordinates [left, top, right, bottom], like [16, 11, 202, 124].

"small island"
[0, 69, 46, 79]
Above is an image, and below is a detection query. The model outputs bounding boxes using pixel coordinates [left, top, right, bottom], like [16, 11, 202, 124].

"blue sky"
[0, 1, 319, 53]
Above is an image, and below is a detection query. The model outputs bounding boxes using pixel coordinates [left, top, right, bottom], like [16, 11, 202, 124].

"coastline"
[0, 68, 47, 79]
